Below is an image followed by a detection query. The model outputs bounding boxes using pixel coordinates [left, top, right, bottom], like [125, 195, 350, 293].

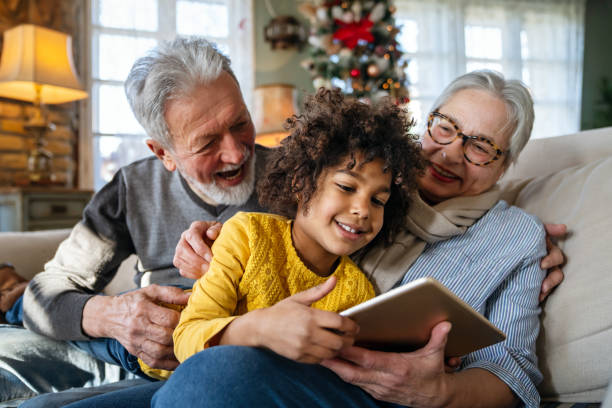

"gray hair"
[124, 37, 238, 149]
[430, 70, 534, 165]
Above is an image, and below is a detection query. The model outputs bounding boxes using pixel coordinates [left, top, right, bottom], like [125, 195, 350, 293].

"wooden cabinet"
[0, 188, 92, 232]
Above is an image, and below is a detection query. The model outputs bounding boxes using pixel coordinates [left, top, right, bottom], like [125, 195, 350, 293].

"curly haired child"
[168, 88, 425, 368]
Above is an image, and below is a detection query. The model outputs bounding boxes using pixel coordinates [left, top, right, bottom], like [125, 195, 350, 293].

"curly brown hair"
[257, 88, 425, 247]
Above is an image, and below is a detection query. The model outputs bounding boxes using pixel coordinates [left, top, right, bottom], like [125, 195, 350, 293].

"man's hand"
[82, 285, 190, 370]
[174, 221, 222, 280]
[540, 223, 567, 302]
[220, 277, 359, 364]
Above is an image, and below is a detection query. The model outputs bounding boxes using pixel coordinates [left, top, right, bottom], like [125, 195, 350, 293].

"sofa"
[1, 126, 611, 406]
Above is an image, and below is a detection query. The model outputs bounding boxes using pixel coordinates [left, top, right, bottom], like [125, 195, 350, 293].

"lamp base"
[25, 123, 54, 185]
[27, 147, 53, 185]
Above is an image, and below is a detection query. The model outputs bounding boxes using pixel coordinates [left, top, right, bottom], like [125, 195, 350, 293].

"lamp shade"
[0, 24, 87, 104]
[253, 84, 297, 147]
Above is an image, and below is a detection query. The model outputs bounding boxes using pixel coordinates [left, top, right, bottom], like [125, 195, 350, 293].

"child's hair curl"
[257, 88, 425, 246]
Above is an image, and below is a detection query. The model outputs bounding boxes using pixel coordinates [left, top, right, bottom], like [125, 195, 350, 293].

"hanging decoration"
[299, 0, 409, 104]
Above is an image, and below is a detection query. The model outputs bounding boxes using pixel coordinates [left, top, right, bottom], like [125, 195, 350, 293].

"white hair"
[124, 37, 238, 149]
[430, 70, 534, 165]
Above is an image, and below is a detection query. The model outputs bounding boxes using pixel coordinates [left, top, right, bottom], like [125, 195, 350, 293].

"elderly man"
[0, 37, 268, 406]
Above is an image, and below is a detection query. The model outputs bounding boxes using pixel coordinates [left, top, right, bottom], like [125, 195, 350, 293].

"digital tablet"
[340, 277, 506, 356]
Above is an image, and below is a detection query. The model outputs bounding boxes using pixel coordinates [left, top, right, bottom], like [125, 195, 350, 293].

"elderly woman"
[62, 70, 561, 408]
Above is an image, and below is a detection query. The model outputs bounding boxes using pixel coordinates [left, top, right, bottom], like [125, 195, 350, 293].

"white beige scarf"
[359, 186, 503, 294]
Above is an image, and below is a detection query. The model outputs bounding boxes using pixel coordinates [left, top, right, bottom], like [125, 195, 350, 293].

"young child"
[169, 88, 424, 368]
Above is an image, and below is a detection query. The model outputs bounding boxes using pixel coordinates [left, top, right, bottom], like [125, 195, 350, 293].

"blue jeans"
[151, 345, 405, 408]
[4, 294, 23, 325]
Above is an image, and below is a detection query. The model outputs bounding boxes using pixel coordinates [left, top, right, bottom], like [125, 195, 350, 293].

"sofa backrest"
[508, 126, 612, 402]
[0, 229, 71, 280]
[505, 126, 612, 180]
[0, 229, 137, 294]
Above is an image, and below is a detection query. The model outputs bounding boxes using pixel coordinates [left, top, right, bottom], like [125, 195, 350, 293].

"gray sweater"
[23, 146, 269, 341]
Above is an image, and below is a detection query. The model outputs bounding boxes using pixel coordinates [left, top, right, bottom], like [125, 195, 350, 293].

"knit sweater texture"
[173, 212, 376, 363]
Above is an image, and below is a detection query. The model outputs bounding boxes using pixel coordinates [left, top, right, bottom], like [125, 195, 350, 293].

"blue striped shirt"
[399, 200, 546, 408]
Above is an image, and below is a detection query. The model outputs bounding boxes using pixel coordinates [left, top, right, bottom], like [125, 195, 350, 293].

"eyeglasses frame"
[427, 111, 505, 167]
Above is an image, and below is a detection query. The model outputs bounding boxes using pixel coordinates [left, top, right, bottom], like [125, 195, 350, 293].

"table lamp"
[0, 24, 88, 184]
[253, 84, 297, 147]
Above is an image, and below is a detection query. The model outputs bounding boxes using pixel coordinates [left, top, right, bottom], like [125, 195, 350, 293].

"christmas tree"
[299, 0, 409, 104]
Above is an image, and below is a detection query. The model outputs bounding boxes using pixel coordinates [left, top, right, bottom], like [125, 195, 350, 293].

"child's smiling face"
[292, 155, 392, 276]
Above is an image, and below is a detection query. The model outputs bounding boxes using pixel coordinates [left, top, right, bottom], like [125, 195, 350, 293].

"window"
[395, 0, 585, 140]
[86, 0, 253, 190]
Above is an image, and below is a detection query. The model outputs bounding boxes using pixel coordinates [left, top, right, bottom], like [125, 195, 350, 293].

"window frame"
[79, 0, 253, 189]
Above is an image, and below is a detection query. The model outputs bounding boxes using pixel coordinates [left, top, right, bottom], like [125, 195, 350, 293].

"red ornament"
[350, 68, 360, 77]
[333, 17, 374, 49]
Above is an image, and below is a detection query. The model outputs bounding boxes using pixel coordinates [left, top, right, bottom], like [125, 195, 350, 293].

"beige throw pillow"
[515, 156, 612, 402]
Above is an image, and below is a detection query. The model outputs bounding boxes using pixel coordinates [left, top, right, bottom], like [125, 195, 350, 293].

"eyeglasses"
[427, 111, 505, 166]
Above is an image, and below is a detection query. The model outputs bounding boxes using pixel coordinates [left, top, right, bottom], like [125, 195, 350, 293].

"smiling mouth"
[431, 163, 460, 180]
[216, 166, 243, 181]
[335, 221, 366, 235]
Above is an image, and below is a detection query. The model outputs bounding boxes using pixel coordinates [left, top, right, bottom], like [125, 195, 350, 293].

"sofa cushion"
[515, 156, 612, 402]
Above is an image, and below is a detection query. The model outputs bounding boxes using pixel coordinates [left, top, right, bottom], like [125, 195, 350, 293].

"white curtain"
[86, 0, 255, 190]
[395, 0, 585, 139]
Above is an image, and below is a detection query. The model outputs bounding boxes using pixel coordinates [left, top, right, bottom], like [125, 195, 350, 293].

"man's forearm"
[23, 284, 93, 340]
[22, 223, 121, 340]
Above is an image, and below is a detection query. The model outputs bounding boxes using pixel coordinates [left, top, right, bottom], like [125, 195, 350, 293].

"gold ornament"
[352, 81, 364, 91]
[367, 64, 380, 77]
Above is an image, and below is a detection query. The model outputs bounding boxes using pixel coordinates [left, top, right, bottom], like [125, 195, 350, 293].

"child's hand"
[250, 276, 360, 364]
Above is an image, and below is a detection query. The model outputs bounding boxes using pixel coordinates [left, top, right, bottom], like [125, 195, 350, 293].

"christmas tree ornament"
[367, 63, 380, 77]
[369, 3, 386, 22]
[316, 7, 330, 23]
[352, 2, 363, 19]
[350, 68, 360, 78]
[331, 6, 343, 20]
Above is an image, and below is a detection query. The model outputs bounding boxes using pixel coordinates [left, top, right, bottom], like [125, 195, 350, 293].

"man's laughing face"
[149, 71, 256, 205]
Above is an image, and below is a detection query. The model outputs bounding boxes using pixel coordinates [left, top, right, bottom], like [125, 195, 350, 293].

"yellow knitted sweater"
[173, 211, 375, 364]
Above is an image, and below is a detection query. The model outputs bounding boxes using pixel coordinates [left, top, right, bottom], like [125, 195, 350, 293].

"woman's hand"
[321, 321, 452, 407]
[540, 223, 567, 302]
[321, 322, 516, 407]
[173, 221, 223, 279]
[220, 277, 360, 364]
